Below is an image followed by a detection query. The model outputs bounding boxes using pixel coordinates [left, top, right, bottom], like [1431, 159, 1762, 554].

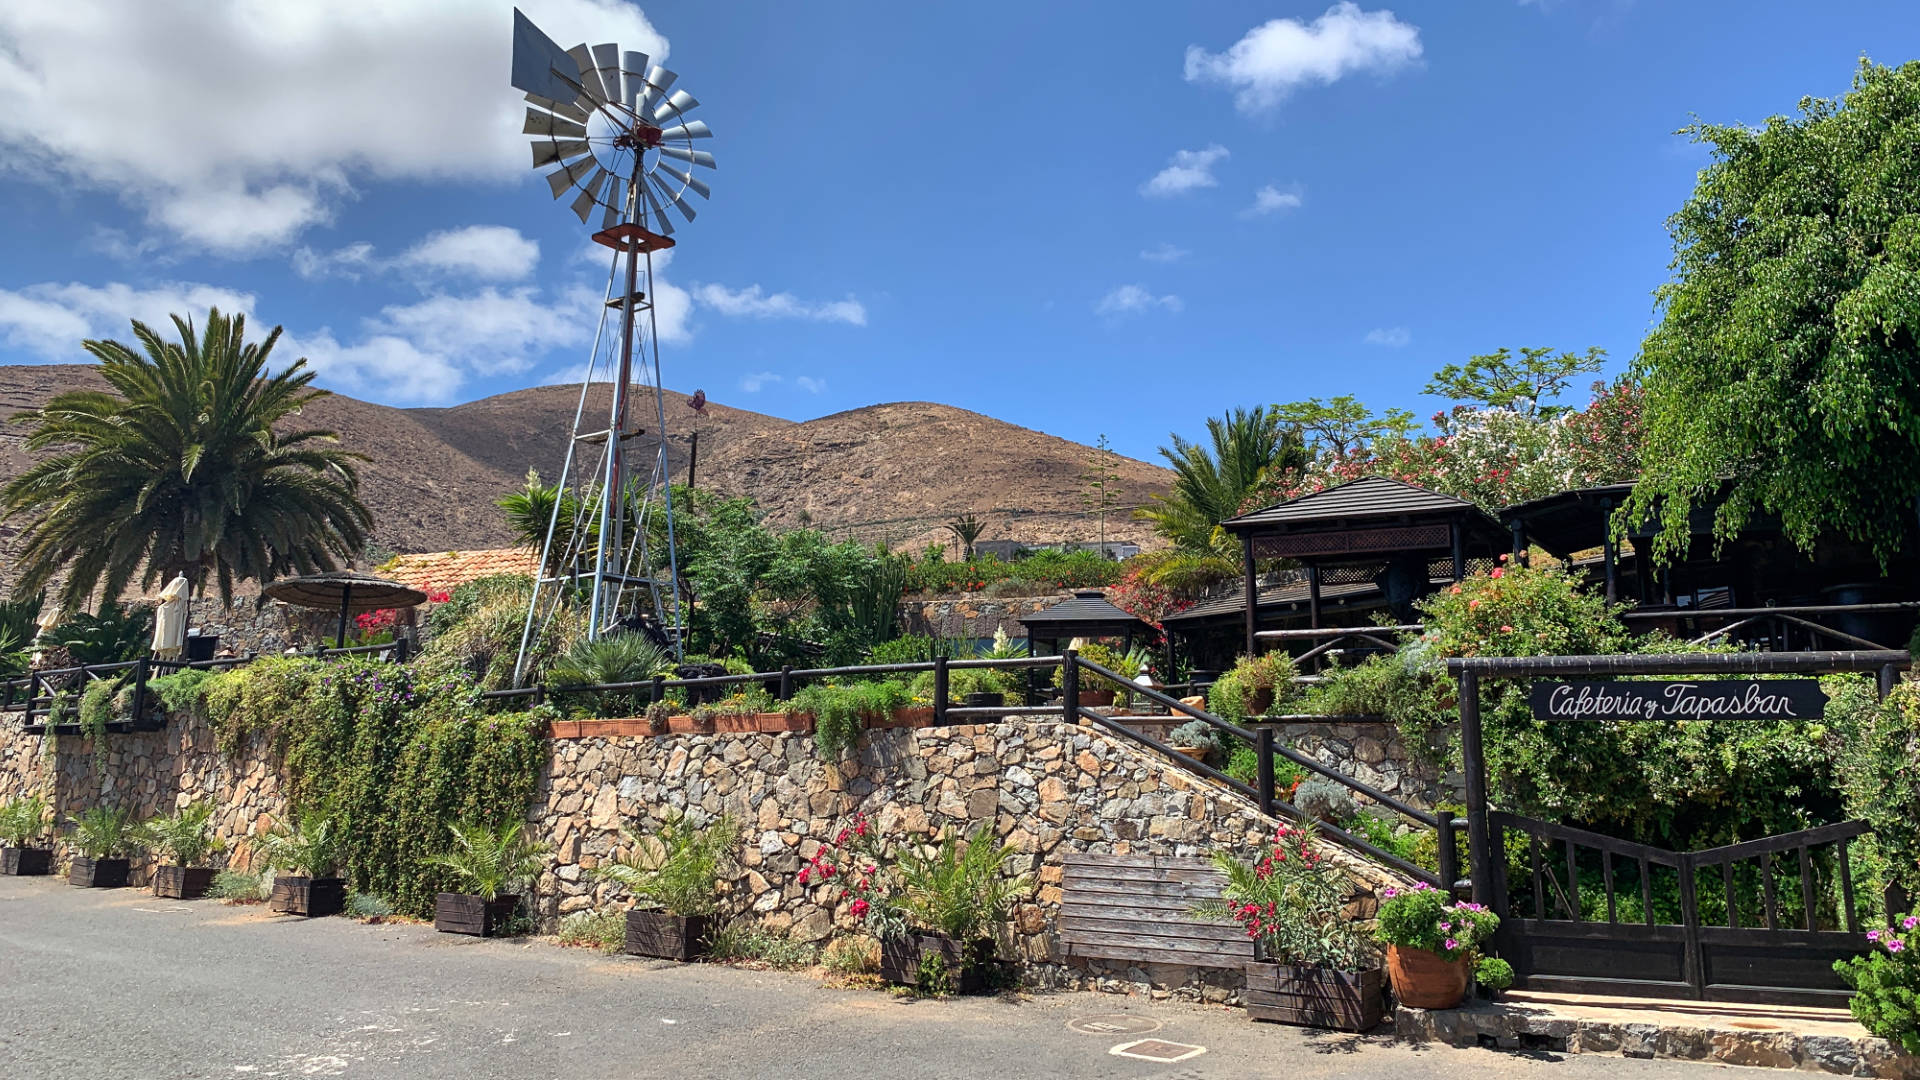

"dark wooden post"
[1061, 649, 1080, 725]
[1877, 663, 1898, 701]
[1509, 520, 1526, 566]
[1241, 536, 1259, 658]
[1601, 497, 1619, 603]
[1255, 726, 1276, 817]
[1436, 808, 1460, 896]
[933, 655, 949, 727]
[130, 658, 150, 730]
[532, 682, 546, 708]
[778, 665, 794, 702]
[650, 674, 666, 709]
[1459, 668, 1493, 906]
[1450, 520, 1466, 582]
[1306, 563, 1322, 629]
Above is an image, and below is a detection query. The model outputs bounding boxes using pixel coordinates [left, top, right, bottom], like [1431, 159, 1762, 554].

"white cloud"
[370, 286, 597, 378]
[794, 376, 825, 393]
[293, 242, 379, 282]
[294, 226, 540, 283]
[0, 1, 669, 253]
[280, 331, 468, 405]
[1096, 284, 1182, 316]
[0, 281, 257, 357]
[1243, 184, 1305, 217]
[740, 371, 781, 392]
[691, 284, 867, 326]
[1141, 145, 1230, 198]
[1140, 243, 1190, 263]
[1364, 326, 1411, 347]
[1184, 3, 1423, 114]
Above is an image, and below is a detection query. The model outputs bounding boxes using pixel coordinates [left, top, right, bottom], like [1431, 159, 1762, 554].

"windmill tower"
[507, 9, 716, 682]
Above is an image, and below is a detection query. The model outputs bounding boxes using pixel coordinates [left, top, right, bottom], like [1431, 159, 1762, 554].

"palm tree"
[498, 469, 595, 573]
[945, 513, 986, 560]
[1137, 406, 1305, 558]
[2, 309, 370, 607]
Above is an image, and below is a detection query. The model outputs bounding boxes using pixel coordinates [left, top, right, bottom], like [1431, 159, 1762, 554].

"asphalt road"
[0, 875, 1720, 1080]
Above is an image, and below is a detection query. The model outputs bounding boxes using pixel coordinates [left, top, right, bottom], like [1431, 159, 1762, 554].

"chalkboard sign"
[1528, 679, 1827, 722]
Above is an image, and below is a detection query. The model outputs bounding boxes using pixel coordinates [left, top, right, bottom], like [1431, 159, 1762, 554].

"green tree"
[2, 309, 369, 606]
[945, 514, 985, 560]
[1139, 405, 1305, 556]
[1424, 346, 1606, 418]
[498, 469, 595, 574]
[1273, 395, 1416, 463]
[1628, 60, 1920, 565]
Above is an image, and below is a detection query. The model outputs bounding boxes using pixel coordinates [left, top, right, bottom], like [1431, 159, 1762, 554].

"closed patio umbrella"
[151, 575, 191, 658]
[262, 571, 428, 649]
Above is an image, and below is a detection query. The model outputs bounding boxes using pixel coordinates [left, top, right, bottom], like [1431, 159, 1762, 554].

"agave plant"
[140, 801, 225, 867]
[425, 819, 549, 902]
[71, 805, 140, 859]
[596, 812, 739, 917]
[0, 793, 50, 848]
[256, 812, 343, 878]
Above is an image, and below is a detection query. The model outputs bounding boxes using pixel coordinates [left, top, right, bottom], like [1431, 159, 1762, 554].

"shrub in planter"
[1207, 652, 1297, 722]
[1168, 719, 1224, 762]
[1375, 882, 1498, 1009]
[0, 793, 54, 876]
[426, 819, 548, 936]
[1836, 914, 1919, 1054]
[786, 680, 913, 761]
[69, 805, 140, 888]
[1475, 956, 1515, 1001]
[257, 812, 347, 917]
[1195, 822, 1382, 1030]
[597, 812, 739, 960]
[139, 801, 225, 899]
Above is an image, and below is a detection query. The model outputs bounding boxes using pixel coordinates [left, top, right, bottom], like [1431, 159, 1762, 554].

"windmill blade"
[522, 106, 587, 139]
[651, 89, 699, 124]
[565, 44, 610, 104]
[600, 178, 626, 231]
[649, 172, 698, 222]
[510, 10, 579, 103]
[545, 158, 597, 200]
[659, 145, 717, 169]
[570, 166, 611, 223]
[530, 138, 591, 167]
[656, 162, 710, 199]
[620, 51, 649, 108]
[639, 182, 675, 235]
[591, 44, 624, 113]
[657, 120, 713, 141]
[524, 92, 589, 124]
[636, 65, 677, 113]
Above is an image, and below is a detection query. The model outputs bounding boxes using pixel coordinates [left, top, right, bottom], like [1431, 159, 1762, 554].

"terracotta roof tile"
[379, 548, 538, 593]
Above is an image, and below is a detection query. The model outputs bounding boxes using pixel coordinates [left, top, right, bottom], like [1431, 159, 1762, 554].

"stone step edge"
[1394, 1003, 1918, 1078]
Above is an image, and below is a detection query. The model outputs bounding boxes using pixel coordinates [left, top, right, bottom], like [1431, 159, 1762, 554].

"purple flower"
[1439, 921, 1453, 932]
[1889, 939, 1906, 953]
[1868, 929, 1882, 942]
[1444, 938, 1459, 951]
[1904, 915, 1918, 931]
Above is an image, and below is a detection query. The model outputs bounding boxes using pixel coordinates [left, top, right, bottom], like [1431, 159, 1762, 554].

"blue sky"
[1, 1, 1917, 464]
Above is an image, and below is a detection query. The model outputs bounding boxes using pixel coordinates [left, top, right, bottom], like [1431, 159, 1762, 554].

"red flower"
[1490, 567, 1505, 579]
[849, 899, 869, 918]
[798, 867, 810, 885]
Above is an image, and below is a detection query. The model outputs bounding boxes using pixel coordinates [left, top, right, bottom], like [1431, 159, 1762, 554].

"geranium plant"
[1836, 914, 1919, 1053]
[1194, 822, 1368, 970]
[1375, 881, 1498, 961]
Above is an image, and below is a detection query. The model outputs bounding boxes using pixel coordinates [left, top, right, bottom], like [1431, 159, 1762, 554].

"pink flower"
[1444, 938, 1459, 951]
[1439, 922, 1453, 932]
[1868, 929, 1882, 942]
[1490, 568, 1504, 579]
[1499, 625, 1513, 633]
[849, 899, 869, 918]
[1469, 599, 1481, 609]
[1905, 916, 1918, 930]
[1497, 553, 1510, 563]
[1448, 585, 1461, 595]
[1889, 939, 1906, 953]
[836, 828, 851, 846]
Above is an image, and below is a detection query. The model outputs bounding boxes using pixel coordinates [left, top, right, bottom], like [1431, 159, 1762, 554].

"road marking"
[1109, 1038, 1206, 1063]
[1069, 1014, 1161, 1035]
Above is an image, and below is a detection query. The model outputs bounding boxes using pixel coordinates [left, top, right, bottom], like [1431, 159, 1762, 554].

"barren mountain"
[0, 365, 1169, 573]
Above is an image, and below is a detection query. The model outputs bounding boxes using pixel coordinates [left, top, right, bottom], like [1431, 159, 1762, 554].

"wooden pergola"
[1020, 590, 1155, 658]
[1220, 477, 1508, 656]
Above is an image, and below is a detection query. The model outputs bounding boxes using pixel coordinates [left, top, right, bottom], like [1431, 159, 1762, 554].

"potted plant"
[1207, 652, 1297, 721]
[1072, 643, 1124, 707]
[597, 811, 739, 960]
[426, 819, 548, 937]
[1835, 912, 1919, 1055]
[1168, 719, 1223, 763]
[1195, 822, 1384, 1030]
[69, 805, 139, 888]
[1374, 882, 1498, 1009]
[258, 812, 347, 917]
[0, 793, 54, 876]
[140, 801, 225, 899]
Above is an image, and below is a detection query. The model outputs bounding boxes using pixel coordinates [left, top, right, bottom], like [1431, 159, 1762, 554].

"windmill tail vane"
[507, 9, 717, 683]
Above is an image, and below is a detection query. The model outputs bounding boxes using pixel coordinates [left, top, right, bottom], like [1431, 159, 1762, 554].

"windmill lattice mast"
[507, 10, 715, 683]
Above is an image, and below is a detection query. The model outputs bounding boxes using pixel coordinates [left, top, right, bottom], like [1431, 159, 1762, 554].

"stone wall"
[1267, 719, 1457, 811]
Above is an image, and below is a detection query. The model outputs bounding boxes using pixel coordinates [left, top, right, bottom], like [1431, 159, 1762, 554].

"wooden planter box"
[1, 847, 52, 876]
[877, 932, 992, 994]
[153, 865, 216, 899]
[1245, 961, 1385, 1032]
[624, 909, 711, 961]
[270, 875, 346, 917]
[68, 856, 130, 889]
[435, 892, 521, 936]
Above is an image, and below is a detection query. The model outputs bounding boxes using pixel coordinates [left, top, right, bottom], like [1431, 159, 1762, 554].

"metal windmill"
[507, 9, 714, 682]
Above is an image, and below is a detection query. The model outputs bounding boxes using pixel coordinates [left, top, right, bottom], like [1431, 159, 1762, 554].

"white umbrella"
[151, 575, 191, 658]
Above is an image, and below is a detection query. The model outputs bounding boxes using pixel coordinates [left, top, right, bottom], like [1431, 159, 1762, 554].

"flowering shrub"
[1375, 882, 1498, 962]
[1194, 823, 1369, 970]
[905, 550, 1120, 595]
[798, 816, 1027, 945]
[1838, 914, 1920, 1053]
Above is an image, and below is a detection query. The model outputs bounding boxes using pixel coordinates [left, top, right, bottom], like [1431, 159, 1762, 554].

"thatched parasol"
[263, 571, 428, 649]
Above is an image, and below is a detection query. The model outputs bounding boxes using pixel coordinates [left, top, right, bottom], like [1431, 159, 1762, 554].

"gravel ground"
[0, 875, 1725, 1079]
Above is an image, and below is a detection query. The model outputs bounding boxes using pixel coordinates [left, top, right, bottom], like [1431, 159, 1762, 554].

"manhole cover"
[1110, 1038, 1205, 1063]
[1069, 1014, 1162, 1036]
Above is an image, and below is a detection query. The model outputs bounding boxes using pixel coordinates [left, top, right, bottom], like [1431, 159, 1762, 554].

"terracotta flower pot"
[1386, 944, 1469, 1009]
[1077, 689, 1115, 708]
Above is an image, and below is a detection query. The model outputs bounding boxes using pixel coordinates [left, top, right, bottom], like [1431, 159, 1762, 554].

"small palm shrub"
[257, 812, 344, 877]
[0, 793, 50, 847]
[894, 824, 1029, 944]
[140, 801, 225, 867]
[425, 819, 549, 901]
[72, 805, 140, 859]
[547, 633, 670, 717]
[596, 812, 739, 917]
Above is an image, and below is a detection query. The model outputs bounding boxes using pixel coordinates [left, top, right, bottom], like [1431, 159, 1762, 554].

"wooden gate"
[1488, 812, 1877, 1007]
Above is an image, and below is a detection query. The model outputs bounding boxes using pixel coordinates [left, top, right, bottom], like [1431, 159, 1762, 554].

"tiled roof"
[379, 548, 539, 593]
[1224, 476, 1482, 528]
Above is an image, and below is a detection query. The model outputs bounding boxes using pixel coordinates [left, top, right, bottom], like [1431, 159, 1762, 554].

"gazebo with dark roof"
[1219, 476, 1509, 655]
[1020, 590, 1154, 657]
